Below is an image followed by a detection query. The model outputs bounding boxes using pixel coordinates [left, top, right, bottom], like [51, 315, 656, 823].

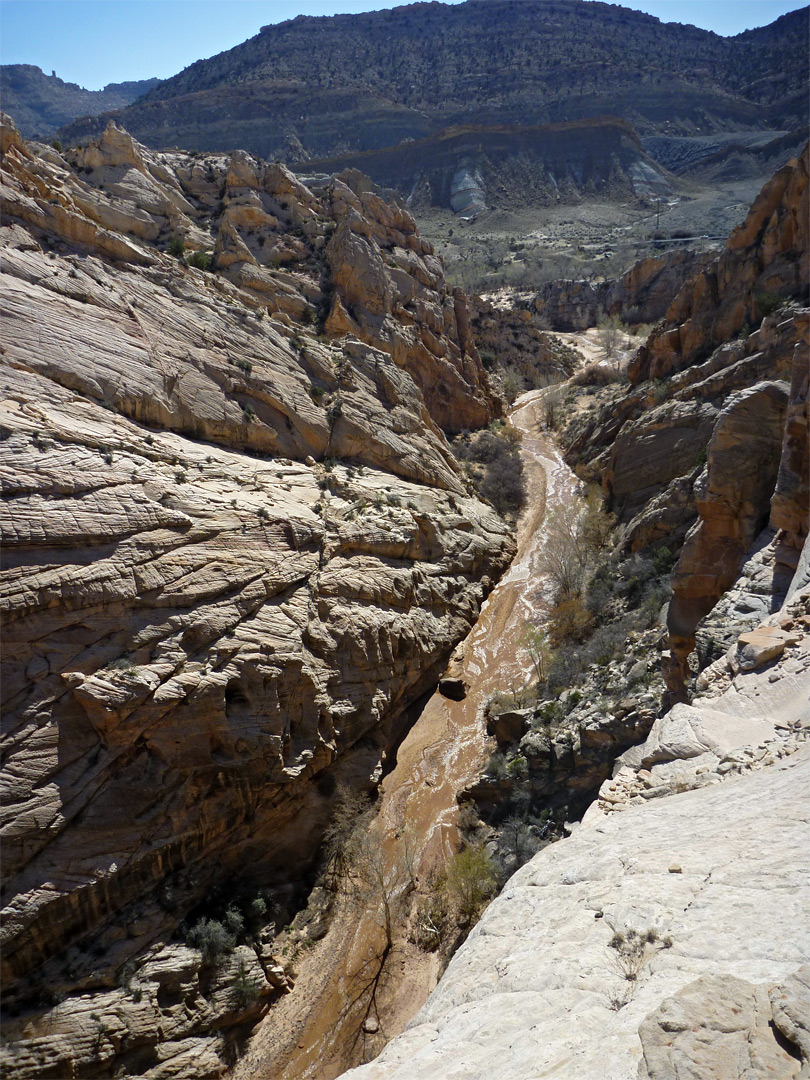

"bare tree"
[537, 503, 590, 598]
[597, 315, 625, 369]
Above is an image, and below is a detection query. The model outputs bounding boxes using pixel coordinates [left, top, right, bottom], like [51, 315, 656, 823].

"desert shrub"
[497, 814, 547, 870]
[581, 484, 616, 550]
[542, 385, 567, 430]
[484, 751, 510, 782]
[223, 906, 245, 938]
[167, 235, 185, 258]
[578, 618, 634, 667]
[523, 625, 552, 684]
[229, 958, 260, 1011]
[186, 918, 236, 963]
[443, 844, 498, 925]
[597, 316, 625, 367]
[187, 250, 213, 272]
[570, 363, 621, 387]
[455, 426, 526, 517]
[325, 398, 343, 427]
[500, 367, 524, 404]
[548, 596, 593, 647]
[652, 546, 678, 576]
[477, 449, 526, 516]
[545, 645, 581, 694]
[755, 291, 782, 319]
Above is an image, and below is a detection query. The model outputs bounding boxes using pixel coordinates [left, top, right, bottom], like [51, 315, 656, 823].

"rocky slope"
[294, 119, 671, 216]
[563, 144, 809, 701]
[56, 2, 809, 162]
[0, 65, 159, 140]
[345, 584, 810, 1080]
[0, 117, 514, 1077]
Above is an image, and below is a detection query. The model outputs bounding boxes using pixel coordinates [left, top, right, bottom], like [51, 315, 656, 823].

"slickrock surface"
[0, 116, 513, 1076]
[346, 595, 810, 1080]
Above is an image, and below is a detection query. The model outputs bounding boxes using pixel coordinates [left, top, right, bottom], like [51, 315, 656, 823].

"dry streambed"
[231, 390, 582, 1079]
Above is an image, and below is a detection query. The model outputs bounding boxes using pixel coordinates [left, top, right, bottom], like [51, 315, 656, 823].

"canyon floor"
[231, 388, 581, 1079]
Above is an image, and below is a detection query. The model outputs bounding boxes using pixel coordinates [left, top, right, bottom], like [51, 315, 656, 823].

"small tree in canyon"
[597, 315, 625, 369]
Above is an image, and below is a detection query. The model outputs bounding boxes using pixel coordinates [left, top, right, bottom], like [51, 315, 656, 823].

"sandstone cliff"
[0, 117, 514, 1077]
[532, 247, 715, 332]
[564, 144, 809, 701]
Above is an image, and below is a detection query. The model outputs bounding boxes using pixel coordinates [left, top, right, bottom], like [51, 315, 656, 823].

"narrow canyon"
[1, 109, 808, 1080]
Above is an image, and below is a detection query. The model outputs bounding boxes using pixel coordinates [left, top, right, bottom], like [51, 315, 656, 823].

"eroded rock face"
[533, 248, 715, 332]
[630, 145, 809, 384]
[0, 116, 514, 1076]
[666, 380, 789, 688]
[564, 147, 810, 702]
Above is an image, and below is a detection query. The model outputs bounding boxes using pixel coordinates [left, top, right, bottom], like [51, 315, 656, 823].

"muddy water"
[233, 390, 581, 1080]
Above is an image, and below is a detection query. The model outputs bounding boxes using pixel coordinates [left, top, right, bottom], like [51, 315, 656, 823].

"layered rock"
[0, 116, 514, 1077]
[630, 145, 809, 383]
[563, 146, 809, 700]
[53, 3, 808, 161]
[467, 294, 579, 392]
[533, 248, 714, 332]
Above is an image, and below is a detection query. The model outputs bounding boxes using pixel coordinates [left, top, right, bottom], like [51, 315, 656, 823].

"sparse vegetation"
[453, 423, 526, 517]
[186, 917, 236, 964]
[229, 958, 261, 1011]
[186, 249, 213, 272]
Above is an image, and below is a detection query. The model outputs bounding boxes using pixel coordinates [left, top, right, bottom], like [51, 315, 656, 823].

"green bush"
[444, 844, 498, 925]
[186, 918, 235, 963]
[229, 958, 260, 1011]
[756, 291, 782, 319]
[186, 250, 213, 272]
[167, 236, 185, 258]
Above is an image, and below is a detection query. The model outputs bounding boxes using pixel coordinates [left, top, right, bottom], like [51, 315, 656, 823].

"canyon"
[0, 96, 808, 1080]
[340, 143, 810, 1079]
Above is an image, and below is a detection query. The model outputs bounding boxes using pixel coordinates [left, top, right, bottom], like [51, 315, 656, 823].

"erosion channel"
[232, 388, 581, 1080]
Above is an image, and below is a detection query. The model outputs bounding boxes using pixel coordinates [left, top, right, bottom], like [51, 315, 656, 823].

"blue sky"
[1, 0, 807, 90]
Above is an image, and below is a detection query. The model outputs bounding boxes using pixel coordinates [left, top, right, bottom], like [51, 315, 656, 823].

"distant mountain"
[56, 0, 808, 162]
[0, 65, 160, 139]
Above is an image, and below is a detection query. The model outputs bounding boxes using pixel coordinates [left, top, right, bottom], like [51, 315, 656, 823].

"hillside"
[55, 1, 809, 163]
[0, 64, 159, 139]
